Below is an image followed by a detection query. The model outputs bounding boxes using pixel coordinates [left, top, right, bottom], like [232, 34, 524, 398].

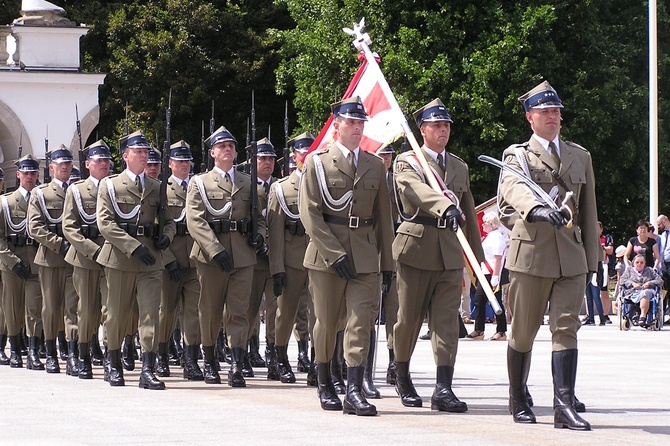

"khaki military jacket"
[162, 176, 196, 269]
[299, 146, 394, 274]
[386, 172, 400, 228]
[392, 147, 484, 271]
[0, 189, 38, 272]
[267, 171, 309, 274]
[186, 169, 264, 268]
[253, 176, 274, 272]
[96, 171, 176, 272]
[63, 177, 105, 270]
[27, 180, 69, 268]
[498, 137, 600, 278]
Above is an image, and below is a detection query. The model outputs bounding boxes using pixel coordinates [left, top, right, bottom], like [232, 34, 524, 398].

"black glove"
[248, 233, 264, 250]
[59, 239, 71, 256]
[443, 205, 464, 232]
[12, 260, 30, 280]
[166, 260, 181, 282]
[213, 250, 233, 272]
[528, 206, 568, 228]
[132, 244, 156, 266]
[381, 271, 394, 294]
[257, 243, 269, 260]
[154, 235, 171, 251]
[331, 255, 356, 280]
[273, 272, 287, 297]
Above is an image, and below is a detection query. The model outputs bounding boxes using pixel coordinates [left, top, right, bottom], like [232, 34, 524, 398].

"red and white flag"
[308, 53, 405, 155]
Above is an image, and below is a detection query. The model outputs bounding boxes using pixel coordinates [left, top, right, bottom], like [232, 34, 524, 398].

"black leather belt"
[119, 223, 159, 238]
[285, 219, 306, 236]
[208, 218, 251, 235]
[323, 214, 373, 229]
[406, 216, 449, 229]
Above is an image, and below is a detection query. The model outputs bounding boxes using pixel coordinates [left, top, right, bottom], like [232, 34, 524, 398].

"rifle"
[157, 90, 171, 240]
[75, 104, 87, 179]
[200, 120, 207, 173]
[249, 91, 258, 241]
[207, 101, 215, 171]
[44, 125, 51, 183]
[283, 101, 290, 177]
[14, 132, 23, 191]
[122, 102, 129, 171]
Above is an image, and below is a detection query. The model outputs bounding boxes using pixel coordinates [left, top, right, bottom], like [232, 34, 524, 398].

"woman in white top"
[467, 212, 509, 340]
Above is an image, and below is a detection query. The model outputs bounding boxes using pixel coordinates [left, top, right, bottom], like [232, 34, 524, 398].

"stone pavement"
[1, 321, 669, 446]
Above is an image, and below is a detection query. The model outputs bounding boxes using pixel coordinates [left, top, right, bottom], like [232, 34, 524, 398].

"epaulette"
[73, 178, 87, 186]
[276, 176, 291, 184]
[106, 174, 119, 179]
[36, 183, 50, 190]
[447, 152, 467, 166]
[564, 140, 588, 152]
[502, 142, 529, 156]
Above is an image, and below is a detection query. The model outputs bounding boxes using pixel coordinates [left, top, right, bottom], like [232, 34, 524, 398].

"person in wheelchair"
[620, 254, 663, 327]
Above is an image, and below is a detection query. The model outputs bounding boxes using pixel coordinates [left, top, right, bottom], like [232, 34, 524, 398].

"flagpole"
[344, 18, 501, 315]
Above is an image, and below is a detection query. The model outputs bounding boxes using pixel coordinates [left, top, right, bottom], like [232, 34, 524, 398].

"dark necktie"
[264, 181, 270, 195]
[135, 176, 143, 193]
[26, 191, 31, 203]
[548, 141, 561, 167]
[181, 181, 188, 192]
[348, 152, 356, 174]
[437, 153, 445, 171]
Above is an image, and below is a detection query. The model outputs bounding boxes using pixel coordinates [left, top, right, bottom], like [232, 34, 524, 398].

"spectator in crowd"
[624, 219, 660, 269]
[620, 254, 663, 327]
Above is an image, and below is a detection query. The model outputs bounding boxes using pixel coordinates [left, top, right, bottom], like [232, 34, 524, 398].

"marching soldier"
[300, 97, 394, 416]
[62, 140, 112, 379]
[155, 140, 204, 381]
[96, 130, 176, 389]
[0, 168, 7, 366]
[498, 81, 599, 430]
[268, 132, 314, 384]
[392, 99, 484, 412]
[28, 145, 79, 376]
[186, 126, 265, 387]
[0, 156, 43, 369]
[246, 137, 277, 379]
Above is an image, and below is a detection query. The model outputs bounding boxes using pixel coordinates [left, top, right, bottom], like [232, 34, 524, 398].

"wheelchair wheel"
[621, 316, 630, 331]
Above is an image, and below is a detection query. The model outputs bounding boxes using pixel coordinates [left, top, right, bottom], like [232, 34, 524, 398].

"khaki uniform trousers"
[308, 270, 378, 367]
[275, 266, 308, 347]
[104, 268, 161, 352]
[197, 262, 252, 349]
[382, 275, 398, 349]
[73, 266, 107, 344]
[507, 271, 585, 353]
[39, 266, 78, 341]
[292, 288, 312, 341]
[394, 264, 461, 366]
[247, 269, 275, 343]
[2, 271, 42, 337]
[159, 267, 201, 346]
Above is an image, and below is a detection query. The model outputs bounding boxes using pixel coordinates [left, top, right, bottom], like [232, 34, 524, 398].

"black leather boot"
[8, 335, 22, 368]
[139, 352, 166, 390]
[78, 342, 93, 379]
[343, 366, 377, 416]
[216, 329, 232, 364]
[276, 345, 296, 383]
[20, 328, 28, 356]
[26, 336, 45, 370]
[242, 349, 255, 377]
[362, 329, 380, 399]
[156, 342, 170, 377]
[38, 334, 47, 359]
[57, 331, 68, 361]
[132, 332, 141, 360]
[228, 347, 246, 387]
[507, 346, 536, 423]
[306, 346, 317, 387]
[202, 345, 221, 384]
[103, 346, 110, 382]
[265, 342, 279, 381]
[183, 344, 204, 381]
[297, 339, 310, 372]
[395, 361, 422, 407]
[66, 340, 79, 376]
[330, 331, 345, 394]
[431, 365, 467, 412]
[90, 334, 104, 366]
[552, 350, 590, 430]
[386, 349, 396, 385]
[248, 335, 265, 368]
[169, 329, 182, 366]
[122, 334, 135, 371]
[45, 339, 60, 373]
[0, 334, 10, 365]
[108, 349, 124, 386]
[317, 362, 342, 411]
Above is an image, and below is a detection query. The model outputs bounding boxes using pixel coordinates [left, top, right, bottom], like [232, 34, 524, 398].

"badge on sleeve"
[395, 161, 407, 173]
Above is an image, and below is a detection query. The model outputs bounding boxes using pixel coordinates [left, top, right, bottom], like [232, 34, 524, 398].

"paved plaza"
[1, 320, 669, 445]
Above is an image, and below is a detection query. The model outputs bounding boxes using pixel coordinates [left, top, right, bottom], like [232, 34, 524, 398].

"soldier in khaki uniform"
[156, 140, 203, 381]
[62, 140, 111, 379]
[186, 126, 265, 387]
[300, 97, 394, 416]
[498, 81, 599, 430]
[269, 132, 314, 384]
[96, 130, 176, 390]
[0, 156, 43, 369]
[392, 99, 484, 412]
[28, 146, 79, 376]
[0, 168, 7, 366]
